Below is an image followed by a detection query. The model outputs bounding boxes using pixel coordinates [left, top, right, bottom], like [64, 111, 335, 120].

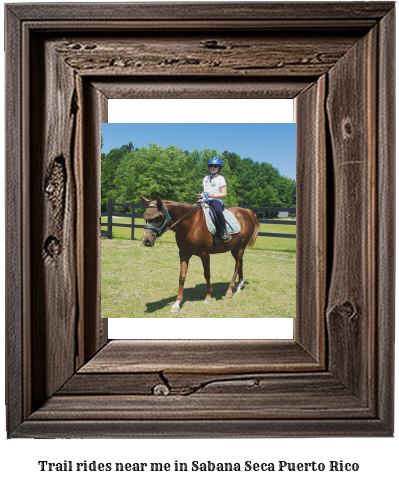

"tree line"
[101, 141, 296, 215]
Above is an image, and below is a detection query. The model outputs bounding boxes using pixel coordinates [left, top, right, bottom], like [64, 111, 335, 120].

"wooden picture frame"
[5, 2, 395, 438]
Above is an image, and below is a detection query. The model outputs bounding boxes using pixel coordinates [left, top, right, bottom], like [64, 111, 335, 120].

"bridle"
[144, 203, 172, 238]
[144, 201, 201, 238]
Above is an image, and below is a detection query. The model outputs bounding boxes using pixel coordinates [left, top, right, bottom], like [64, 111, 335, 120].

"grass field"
[101, 216, 296, 252]
[101, 216, 296, 318]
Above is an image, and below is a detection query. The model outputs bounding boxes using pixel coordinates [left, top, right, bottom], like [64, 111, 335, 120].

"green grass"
[101, 216, 296, 253]
[101, 236, 296, 319]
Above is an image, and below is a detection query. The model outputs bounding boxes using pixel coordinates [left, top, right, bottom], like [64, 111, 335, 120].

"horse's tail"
[246, 209, 260, 247]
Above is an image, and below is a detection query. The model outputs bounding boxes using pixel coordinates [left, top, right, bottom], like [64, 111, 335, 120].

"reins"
[168, 204, 201, 230]
[144, 201, 201, 237]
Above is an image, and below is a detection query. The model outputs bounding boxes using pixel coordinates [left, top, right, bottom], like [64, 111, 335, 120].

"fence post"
[239, 200, 244, 207]
[107, 198, 113, 239]
[131, 201, 135, 240]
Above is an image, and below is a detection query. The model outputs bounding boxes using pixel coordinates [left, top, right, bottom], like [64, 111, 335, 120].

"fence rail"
[101, 199, 296, 240]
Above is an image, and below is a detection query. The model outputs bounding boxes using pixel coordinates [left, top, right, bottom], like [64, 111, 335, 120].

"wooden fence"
[101, 198, 296, 239]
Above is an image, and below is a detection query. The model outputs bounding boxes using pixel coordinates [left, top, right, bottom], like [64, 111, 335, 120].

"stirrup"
[222, 230, 231, 241]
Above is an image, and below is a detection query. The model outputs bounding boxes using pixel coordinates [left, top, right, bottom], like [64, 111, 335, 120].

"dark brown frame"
[5, 2, 395, 438]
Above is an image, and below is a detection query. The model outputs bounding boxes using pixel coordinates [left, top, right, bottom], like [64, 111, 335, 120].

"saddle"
[201, 203, 240, 245]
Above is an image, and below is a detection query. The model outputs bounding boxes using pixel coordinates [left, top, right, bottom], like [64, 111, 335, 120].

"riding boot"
[222, 229, 231, 241]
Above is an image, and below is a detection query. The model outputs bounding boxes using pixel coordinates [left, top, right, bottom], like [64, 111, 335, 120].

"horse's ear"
[156, 195, 163, 209]
[140, 195, 150, 205]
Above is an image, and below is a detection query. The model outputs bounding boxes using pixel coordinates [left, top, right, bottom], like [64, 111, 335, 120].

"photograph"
[3, 2, 396, 474]
[101, 122, 296, 321]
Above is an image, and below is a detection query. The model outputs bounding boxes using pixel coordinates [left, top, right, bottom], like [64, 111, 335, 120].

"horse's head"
[140, 195, 168, 247]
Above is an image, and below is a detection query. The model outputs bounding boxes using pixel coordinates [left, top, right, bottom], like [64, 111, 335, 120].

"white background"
[1, 1, 397, 486]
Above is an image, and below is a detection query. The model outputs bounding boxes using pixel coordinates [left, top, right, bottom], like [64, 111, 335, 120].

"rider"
[196, 156, 230, 242]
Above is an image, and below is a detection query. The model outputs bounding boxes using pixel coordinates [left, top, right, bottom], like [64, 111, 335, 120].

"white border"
[109, 99, 294, 123]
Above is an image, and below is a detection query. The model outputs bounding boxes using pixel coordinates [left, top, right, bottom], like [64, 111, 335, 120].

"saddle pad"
[201, 203, 240, 235]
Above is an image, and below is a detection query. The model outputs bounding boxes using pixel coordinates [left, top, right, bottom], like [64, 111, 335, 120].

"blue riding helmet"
[208, 157, 223, 167]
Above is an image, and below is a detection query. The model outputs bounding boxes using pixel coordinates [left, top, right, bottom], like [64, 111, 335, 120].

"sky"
[101, 123, 296, 180]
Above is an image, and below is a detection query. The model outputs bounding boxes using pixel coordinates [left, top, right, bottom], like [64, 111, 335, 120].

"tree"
[101, 142, 134, 209]
[113, 143, 192, 206]
[222, 151, 241, 173]
[101, 140, 296, 213]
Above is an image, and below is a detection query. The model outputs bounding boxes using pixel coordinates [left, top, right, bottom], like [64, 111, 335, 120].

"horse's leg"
[225, 246, 245, 298]
[200, 253, 212, 304]
[171, 251, 191, 313]
[234, 247, 245, 294]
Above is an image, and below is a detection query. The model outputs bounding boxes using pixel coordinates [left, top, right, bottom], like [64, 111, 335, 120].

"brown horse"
[140, 195, 259, 313]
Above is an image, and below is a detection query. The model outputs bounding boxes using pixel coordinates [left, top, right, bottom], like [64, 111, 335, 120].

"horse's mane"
[163, 200, 194, 209]
[143, 200, 193, 220]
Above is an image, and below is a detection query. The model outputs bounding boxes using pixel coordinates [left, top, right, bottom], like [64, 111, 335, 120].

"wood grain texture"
[29, 393, 371, 421]
[375, 7, 396, 432]
[80, 340, 320, 374]
[5, 5, 24, 436]
[5, 2, 395, 438]
[30, 36, 78, 408]
[326, 26, 377, 405]
[93, 75, 323, 370]
[53, 33, 359, 78]
[34, 371, 374, 422]
[58, 372, 163, 396]
[81, 81, 108, 362]
[14, 418, 391, 439]
[60, 371, 356, 398]
[92, 78, 311, 99]
[7, 2, 394, 22]
[98, 89, 109, 358]
[295, 76, 326, 363]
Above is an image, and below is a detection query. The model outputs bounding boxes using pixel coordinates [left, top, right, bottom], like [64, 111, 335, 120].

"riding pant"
[207, 199, 226, 232]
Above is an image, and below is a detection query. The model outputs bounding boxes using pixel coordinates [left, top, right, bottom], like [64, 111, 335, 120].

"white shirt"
[202, 174, 226, 199]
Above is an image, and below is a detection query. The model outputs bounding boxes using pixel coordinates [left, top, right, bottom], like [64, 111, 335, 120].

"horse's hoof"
[203, 299, 212, 305]
[225, 293, 233, 299]
[170, 300, 181, 313]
